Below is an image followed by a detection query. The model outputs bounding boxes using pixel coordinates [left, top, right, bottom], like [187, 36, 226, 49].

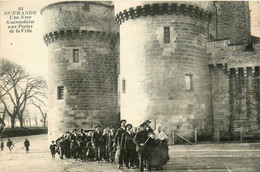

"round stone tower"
[41, 1, 119, 140]
[115, 2, 213, 140]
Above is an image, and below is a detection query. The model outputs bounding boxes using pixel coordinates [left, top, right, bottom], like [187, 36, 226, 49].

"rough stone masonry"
[42, 1, 260, 142]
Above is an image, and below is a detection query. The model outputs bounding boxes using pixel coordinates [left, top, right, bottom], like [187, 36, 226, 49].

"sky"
[0, 1, 259, 82]
[0, 1, 50, 80]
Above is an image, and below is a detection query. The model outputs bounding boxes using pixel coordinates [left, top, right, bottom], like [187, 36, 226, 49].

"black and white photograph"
[0, 1, 260, 171]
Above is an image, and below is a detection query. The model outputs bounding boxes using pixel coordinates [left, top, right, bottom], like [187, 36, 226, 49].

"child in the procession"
[50, 141, 57, 158]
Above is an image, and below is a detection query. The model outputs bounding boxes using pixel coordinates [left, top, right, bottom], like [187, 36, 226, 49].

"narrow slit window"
[185, 75, 192, 90]
[57, 86, 64, 100]
[73, 49, 79, 63]
[122, 79, 126, 94]
[164, 27, 170, 43]
[84, 3, 89, 11]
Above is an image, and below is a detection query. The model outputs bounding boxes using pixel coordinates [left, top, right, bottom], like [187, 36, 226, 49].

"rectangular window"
[57, 86, 64, 100]
[73, 49, 79, 63]
[185, 75, 192, 90]
[84, 3, 89, 11]
[122, 79, 126, 94]
[164, 27, 170, 43]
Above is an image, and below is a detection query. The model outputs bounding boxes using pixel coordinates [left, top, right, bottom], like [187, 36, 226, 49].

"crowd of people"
[52, 119, 170, 172]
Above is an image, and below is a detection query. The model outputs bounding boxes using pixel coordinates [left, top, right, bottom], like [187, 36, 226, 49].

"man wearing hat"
[121, 124, 136, 169]
[92, 125, 102, 163]
[134, 122, 153, 172]
[144, 120, 154, 133]
[114, 119, 126, 168]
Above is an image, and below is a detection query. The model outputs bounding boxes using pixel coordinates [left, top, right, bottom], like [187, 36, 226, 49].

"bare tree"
[0, 105, 6, 121]
[31, 100, 47, 128]
[22, 109, 31, 127]
[0, 59, 26, 128]
[34, 116, 38, 127]
[0, 59, 47, 128]
[0, 59, 12, 123]
[28, 113, 32, 127]
[0, 59, 16, 99]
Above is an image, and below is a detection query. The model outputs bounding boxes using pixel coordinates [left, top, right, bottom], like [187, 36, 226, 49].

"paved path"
[0, 135, 260, 172]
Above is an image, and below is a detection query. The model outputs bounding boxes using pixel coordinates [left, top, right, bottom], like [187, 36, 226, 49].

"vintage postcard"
[0, 0, 260, 171]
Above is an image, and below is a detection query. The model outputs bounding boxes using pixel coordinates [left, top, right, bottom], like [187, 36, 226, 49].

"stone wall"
[42, 1, 117, 35]
[209, 1, 251, 44]
[117, 2, 212, 141]
[209, 64, 230, 141]
[208, 40, 260, 141]
[229, 67, 260, 140]
[47, 35, 118, 139]
[42, 1, 260, 142]
[42, 2, 119, 140]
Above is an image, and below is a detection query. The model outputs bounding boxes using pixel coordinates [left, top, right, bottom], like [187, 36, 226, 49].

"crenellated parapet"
[43, 30, 119, 46]
[41, 1, 118, 38]
[208, 39, 260, 78]
[209, 63, 259, 78]
[115, 3, 212, 25]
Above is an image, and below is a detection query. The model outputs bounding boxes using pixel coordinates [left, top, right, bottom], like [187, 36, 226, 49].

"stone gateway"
[42, 1, 260, 142]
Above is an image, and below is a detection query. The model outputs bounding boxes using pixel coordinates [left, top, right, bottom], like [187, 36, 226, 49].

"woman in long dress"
[152, 124, 170, 169]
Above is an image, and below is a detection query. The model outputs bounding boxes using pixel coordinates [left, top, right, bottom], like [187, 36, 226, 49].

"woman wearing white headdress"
[154, 124, 167, 141]
[152, 124, 170, 169]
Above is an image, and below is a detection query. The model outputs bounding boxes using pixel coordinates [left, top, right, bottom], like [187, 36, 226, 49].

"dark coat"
[101, 134, 107, 148]
[50, 144, 57, 153]
[70, 140, 79, 152]
[133, 130, 149, 152]
[56, 136, 65, 146]
[78, 134, 87, 147]
[24, 140, 30, 147]
[107, 132, 115, 148]
[92, 131, 102, 146]
[7, 140, 12, 147]
[147, 126, 154, 134]
[70, 134, 78, 142]
[86, 135, 92, 147]
[115, 127, 125, 147]
[121, 131, 135, 151]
